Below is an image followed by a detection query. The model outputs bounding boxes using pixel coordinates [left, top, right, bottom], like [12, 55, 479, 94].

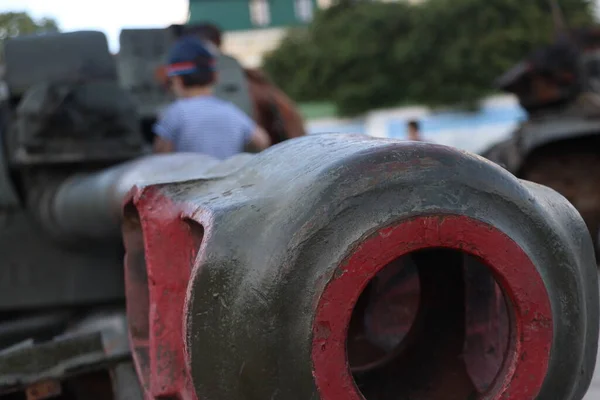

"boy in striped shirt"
[153, 36, 270, 159]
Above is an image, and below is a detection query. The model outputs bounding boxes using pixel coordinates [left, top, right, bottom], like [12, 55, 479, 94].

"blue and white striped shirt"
[153, 95, 256, 160]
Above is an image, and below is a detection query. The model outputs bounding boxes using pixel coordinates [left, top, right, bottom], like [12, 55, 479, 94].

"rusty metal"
[25, 380, 61, 400]
[123, 134, 599, 400]
[0, 330, 127, 392]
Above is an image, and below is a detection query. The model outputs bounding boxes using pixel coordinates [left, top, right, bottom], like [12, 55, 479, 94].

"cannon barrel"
[32, 153, 254, 243]
[123, 135, 599, 400]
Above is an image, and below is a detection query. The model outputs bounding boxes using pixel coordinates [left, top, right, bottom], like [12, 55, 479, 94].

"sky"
[0, 0, 189, 52]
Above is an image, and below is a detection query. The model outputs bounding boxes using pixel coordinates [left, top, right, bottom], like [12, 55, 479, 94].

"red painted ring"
[312, 215, 553, 400]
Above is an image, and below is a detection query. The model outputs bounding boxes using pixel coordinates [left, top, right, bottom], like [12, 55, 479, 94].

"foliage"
[264, 1, 416, 115]
[263, 0, 595, 116]
[401, 0, 594, 107]
[0, 12, 59, 40]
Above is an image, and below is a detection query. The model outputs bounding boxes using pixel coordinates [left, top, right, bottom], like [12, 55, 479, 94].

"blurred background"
[1, 0, 598, 154]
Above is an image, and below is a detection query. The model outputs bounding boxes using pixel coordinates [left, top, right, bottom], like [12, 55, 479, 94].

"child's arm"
[247, 126, 271, 152]
[153, 137, 175, 153]
[239, 109, 271, 153]
[152, 104, 182, 153]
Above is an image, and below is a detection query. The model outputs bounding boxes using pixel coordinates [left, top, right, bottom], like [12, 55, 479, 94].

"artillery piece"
[0, 30, 597, 400]
[124, 135, 599, 400]
[0, 30, 146, 398]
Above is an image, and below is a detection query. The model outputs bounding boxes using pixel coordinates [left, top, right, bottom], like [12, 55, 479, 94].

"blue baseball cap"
[166, 36, 216, 77]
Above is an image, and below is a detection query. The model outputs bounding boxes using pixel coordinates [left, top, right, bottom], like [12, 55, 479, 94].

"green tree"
[265, 1, 416, 115]
[0, 12, 59, 40]
[263, 0, 594, 116]
[401, 0, 594, 107]
[262, 29, 322, 102]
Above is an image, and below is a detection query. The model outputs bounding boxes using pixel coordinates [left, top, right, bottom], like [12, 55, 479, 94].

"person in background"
[153, 36, 271, 157]
[188, 23, 308, 144]
[407, 120, 424, 141]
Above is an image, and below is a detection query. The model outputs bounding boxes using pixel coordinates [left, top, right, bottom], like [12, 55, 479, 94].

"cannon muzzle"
[122, 134, 599, 400]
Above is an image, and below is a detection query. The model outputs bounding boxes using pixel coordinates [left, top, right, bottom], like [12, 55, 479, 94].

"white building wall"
[222, 27, 288, 68]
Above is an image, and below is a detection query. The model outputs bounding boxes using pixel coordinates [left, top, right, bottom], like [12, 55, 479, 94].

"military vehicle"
[481, 26, 600, 255]
[0, 30, 147, 398]
[0, 28, 258, 398]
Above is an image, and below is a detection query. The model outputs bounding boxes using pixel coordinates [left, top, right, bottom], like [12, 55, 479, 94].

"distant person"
[152, 36, 270, 158]
[407, 120, 424, 141]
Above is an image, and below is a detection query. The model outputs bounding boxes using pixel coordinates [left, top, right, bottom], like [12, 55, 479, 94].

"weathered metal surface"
[3, 31, 117, 98]
[0, 29, 152, 400]
[0, 311, 71, 349]
[112, 362, 144, 400]
[516, 116, 600, 157]
[213, 54, 254, 119]
[40, 153, 250, 242]
[0, 332, 118, 390]
[123, 134, 599, 399]
[118, 28, 173, 120]
[0, 122, 20, 208]
[25, 379, 62, 400]
[314, 216, 547, 399]
[0, 211, 125, 310]
[2, 30, 145, 169]
[0, 153, 250, 310]
[60, 309, 131, 358]
[0, 24, 152, 315]
[0, 311, 136, 396]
